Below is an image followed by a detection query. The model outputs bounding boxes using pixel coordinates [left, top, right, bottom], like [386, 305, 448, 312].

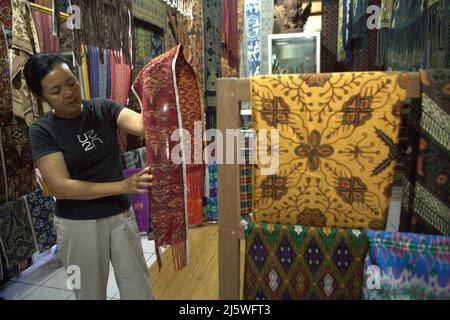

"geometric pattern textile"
[243, 222, 368, 300]
[25, 188, 56, 253]
[251, 72, 409, 230]
[363, 230, 450, 300]
[132, 45, 204, 271]
[400, 69, 450, 235]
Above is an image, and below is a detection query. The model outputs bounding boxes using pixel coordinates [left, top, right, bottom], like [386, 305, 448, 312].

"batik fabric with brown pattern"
[251, 72, 408, 230]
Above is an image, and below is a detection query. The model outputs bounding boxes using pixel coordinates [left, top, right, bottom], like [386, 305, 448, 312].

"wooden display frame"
[217, 72, 421, 300]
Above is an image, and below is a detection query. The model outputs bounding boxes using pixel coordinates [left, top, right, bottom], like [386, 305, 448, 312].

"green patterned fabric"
[243, 222, 368, 300]
[133, 0, 166, 29]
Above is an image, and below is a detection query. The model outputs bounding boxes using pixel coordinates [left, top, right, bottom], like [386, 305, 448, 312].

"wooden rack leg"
[218, 78, 241, 300]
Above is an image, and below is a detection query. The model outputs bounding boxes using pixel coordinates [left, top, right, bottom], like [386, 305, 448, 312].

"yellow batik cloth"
[251, 72, 408, 230]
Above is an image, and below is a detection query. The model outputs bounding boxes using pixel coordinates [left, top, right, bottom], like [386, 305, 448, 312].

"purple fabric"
[123, 168, 151, 233]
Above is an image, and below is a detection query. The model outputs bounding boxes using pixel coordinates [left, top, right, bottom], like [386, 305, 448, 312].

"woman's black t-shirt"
[29, 98, 131, 220]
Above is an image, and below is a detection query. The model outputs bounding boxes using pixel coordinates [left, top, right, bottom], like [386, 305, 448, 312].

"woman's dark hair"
[24, 53, 75, 97]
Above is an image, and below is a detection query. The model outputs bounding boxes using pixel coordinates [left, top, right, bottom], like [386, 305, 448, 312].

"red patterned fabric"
[132, 45, 205, 271]
[0, 0, 12, 29]
[109, 50, 130, 153]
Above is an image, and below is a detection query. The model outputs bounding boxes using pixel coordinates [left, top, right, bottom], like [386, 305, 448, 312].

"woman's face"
[40, 62, 83, 118]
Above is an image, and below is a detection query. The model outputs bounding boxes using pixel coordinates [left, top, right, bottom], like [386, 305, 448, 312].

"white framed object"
[268, 32, 321, 75]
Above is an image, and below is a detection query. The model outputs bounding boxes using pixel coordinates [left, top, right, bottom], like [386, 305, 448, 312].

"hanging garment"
[123, 168, 151, 233]
[0, 197, 38, 267]
[31, 11, 60, 53]
[363, 230, 450, 300]
[10, 0, 50, 127]
[400, 69, 450, 235]
[251, 72, 409, 230]
[0, 0, 12, 29]
[0, 24, 12, 127]
[245, 0, 261, 77]
[243, 222, 368, 300]
[132, 45, 205, 271]
[0, 123, 37, 203]
[25, 188, 56, 253]
[207, 161, 218, 221]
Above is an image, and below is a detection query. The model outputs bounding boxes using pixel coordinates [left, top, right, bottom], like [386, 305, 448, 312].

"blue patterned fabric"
[207, 161, 218, 221]
[151, 32, 163, 58]
[363, 230, 450, 300]
[25, 189, 57, 253]
[245, 0, 261, 76]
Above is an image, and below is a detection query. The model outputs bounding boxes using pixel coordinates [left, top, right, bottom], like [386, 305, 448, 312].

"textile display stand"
[217, 72, 421, 300]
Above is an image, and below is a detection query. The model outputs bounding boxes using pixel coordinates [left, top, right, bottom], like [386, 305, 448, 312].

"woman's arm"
[36, 152, 152, 200]
[116, 107, 145, 137]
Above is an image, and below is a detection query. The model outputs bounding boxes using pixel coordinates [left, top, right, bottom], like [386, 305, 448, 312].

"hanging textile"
[207, 161, 218, 221]
[123, 168, 151, 233]
[120, 147, 147, 170]
[133, 0, 166, 30]
[80, 45, 90, 100]
[132, 45, 205, 271]
[221, 0, 239, 75]
[109, 50, 131, 105]
[0, 123, 37, 203]
[0, 24, 12, 127]
[244, 222, 368, 300]
[327, 0, 381, 72]
[240, 162, 252, 216]
[0, 0, 12, 29]
[259, 0, 273, 75]
[70, 0, 133, 66]
[87, 46, 100, 99]
[135, 27, 152, 59]
[177, 0, 206, 98]
[10, 0, 50, 127]
[110, 49, 131, 153]
[151, 32, 163, 58]
[400, 69, 450, 235]
[376, 0, 449, 70]
[31, 11, 60, 53]
[97, 48, 109, 98]
[251, 72, 409, 230]
[25, 189, 56, 253]
[0, 197, 38, 267]
[363, 230, 450, 300]
[203, 0, 222, 129]
[245, 0, 261, 76]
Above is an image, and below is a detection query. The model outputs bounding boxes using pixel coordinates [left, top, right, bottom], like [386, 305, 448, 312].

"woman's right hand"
[123, 166, 153, 194]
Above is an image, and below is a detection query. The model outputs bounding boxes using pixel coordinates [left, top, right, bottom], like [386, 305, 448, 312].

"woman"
[25, 53, 154, 300]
